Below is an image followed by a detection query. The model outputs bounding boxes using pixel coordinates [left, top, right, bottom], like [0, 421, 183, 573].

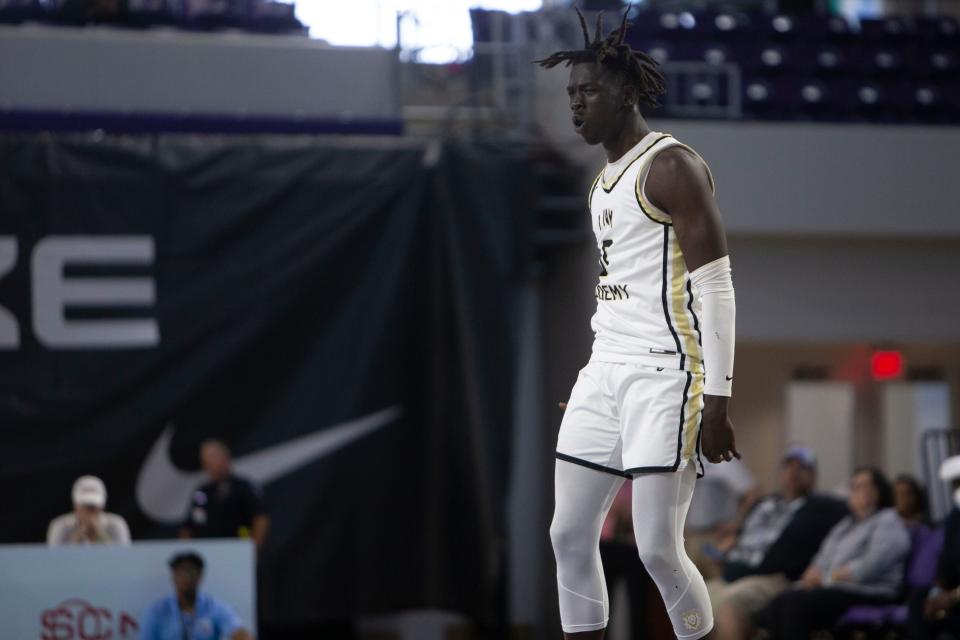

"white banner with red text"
[0, 539, 255, 640]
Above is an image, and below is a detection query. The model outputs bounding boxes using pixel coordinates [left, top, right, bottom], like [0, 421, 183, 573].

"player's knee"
[548, 515, 575, 554]
[549, 516, 591, 564]
[636, 543, 680, 580]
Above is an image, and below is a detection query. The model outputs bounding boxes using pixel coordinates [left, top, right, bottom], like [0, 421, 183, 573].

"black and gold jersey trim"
[660, 227, 686, 370]
[636, 180, 672, 226]
[556, 452, 631, 478]
[587, 171, 602, 210]
[686, 280, 703, 347]
[599, 134, 672, 193]
[634, 139, 716, 226]
[673, 371, 693, 471]
[623, 370, 692, 476]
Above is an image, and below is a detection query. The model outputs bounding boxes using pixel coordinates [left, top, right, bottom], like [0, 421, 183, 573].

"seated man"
[762, 467, 911, 640]
[138, 551, 254, 640]
[47, 475, 131, 546]
[708, 446, 847, 640]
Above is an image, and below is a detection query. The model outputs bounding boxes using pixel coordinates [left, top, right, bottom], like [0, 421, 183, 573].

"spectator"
[762, 467, 911, 640]
[180, 440, 270, 549]
[47, 475, 131, 546]
[893, 473, 928, 528]
[708, 446, 847, 640]
[908, 455, 960, 640]
[685, 457, 759, 581]
[138, 551, 254, 640]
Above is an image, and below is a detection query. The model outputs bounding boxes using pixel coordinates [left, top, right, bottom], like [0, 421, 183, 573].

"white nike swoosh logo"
[136, 405, 401, 523]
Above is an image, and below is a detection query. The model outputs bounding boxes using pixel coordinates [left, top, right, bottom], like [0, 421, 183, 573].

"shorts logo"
[682, 610, 702, 631]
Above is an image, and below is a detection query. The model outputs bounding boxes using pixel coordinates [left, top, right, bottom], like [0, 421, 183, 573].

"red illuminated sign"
[871, 351, 904, 380]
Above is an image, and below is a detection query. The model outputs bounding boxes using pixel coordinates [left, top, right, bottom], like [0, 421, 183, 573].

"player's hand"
[700, 395, 740, 463]
[558, 402, 567, 411]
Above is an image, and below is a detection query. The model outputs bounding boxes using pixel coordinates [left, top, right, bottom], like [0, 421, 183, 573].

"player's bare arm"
[646, 147, 740, 464]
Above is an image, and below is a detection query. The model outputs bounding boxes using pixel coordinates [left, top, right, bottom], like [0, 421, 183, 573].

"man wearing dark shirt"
[180, 440, 270, 549]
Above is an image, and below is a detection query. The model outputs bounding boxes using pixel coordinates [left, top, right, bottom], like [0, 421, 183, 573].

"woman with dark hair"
[893, 474, 929, 527]
[760, 467, 910, 640]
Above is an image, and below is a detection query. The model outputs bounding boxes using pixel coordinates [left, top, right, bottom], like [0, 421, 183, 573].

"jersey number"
[599, 240, 613, 277]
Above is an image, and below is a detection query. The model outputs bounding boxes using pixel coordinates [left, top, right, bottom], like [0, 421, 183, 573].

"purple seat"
[915, 15, 960, 44]
[887, 604, 910, 625]
[838, 605, 888, 626]
[624, 10, 699, 44]
[708, 11, 753, 42]
[761, 13, 802, 41]
[906, 526, 945, 588]
[800, 14, 853, 43]
[124, 0, 180, 28]
[860, 16, 918, 43]
[0, 0, 46, 24]
[738, 43, 795, 75]
[857, 45, 913, 78]
[246, 0, 302, 34]
[698, 43, 735, 67]
[925, 48, 960, 78]
[183, 0, 247, 31]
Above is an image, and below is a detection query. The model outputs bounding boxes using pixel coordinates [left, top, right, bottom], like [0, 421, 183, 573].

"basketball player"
[536, 10, 739, 640]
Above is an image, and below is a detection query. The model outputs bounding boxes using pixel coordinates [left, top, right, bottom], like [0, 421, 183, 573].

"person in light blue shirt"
[138, 551, 253, 640]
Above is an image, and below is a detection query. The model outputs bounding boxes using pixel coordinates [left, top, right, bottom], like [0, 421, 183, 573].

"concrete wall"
[0, 25, 400, 121]
[730, 236, 960, 342]
[649, 120, 960, 238]
[535, 63, 960, 238]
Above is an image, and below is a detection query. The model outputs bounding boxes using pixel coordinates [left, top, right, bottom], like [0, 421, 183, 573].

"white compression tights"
[550, 460, 713, 638]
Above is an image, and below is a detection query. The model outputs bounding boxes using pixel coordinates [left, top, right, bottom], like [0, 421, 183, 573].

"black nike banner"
[0, 134, 528, 628]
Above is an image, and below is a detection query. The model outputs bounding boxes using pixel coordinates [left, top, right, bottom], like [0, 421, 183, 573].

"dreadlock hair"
[534, 8, 666, 108]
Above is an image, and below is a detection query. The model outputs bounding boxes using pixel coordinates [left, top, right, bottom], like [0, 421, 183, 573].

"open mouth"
[572, 115, 585, 131]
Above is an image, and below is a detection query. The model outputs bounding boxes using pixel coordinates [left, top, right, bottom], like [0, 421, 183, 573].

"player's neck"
[602, 116, 651, 164]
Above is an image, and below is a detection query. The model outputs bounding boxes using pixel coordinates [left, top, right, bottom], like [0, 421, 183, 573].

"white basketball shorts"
[556, 361, 705, 477]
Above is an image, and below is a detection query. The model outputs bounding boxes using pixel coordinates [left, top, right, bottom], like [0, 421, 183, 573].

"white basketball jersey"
[588, 131, 714, 372]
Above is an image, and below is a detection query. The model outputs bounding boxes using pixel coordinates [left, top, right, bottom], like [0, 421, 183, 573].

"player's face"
[567, 62, 625, 145]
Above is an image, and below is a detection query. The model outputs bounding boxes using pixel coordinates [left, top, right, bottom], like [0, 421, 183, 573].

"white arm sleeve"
[689, 255, 735, 397]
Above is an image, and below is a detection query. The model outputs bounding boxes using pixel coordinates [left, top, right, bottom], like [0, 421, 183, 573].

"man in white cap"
[47, 475, 131, 545]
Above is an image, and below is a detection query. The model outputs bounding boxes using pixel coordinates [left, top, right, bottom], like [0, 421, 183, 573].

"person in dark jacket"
[708, 446, 848, 640]
[909, 455, 960, 640]
[179, 440, 270, 550]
